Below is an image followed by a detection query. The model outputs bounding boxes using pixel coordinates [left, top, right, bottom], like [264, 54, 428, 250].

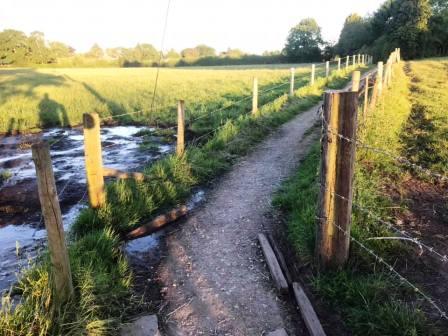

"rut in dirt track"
[157, 104, 321, 335]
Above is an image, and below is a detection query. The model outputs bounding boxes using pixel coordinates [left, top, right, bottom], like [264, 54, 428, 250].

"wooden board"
[292, 282, 326, 336]
[258, 233, 288, 292]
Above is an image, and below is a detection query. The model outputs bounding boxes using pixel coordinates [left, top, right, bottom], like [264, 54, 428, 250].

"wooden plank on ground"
[268, 234, 293, 284]
[126, 205, 188, 240]
[292, 282, 326, 336]
[258, 233, 288, 292]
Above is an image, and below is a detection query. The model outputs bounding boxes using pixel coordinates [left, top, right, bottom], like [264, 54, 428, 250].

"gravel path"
[158, 104, 321, 335]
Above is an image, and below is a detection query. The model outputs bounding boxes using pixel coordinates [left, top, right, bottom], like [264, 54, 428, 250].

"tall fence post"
[326, 61, 330, 78]
[377, 61, 384, 96]
[317, 91, 358, 269]
[338, 58, 341, 71]
[311, 64, 315, 85]
[352, 55, 356, 67]
[252, 77, 258, 115]
[290, 67, 295, 96]
[363, 74, 370, 119]
[351, 71, 361, 92]
[32, 142, 73, 303]
[177, 100, 185, 156]
[83, 113, 105, 208]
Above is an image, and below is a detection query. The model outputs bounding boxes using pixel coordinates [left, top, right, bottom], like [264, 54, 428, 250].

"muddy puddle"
[0, 126, 174, 294]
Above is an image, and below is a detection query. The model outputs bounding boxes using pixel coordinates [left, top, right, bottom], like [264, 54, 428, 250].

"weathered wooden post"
[377, 61, 384, 96]
[326, 61, 330, 78]
[311, 64, 315, 85]
[346, 56, 349, 70]
[290, 68, 295, 96]
[358, 54, 361, 65]
[363, 74, 370, 119]
[351, 71, 361, 92]
[32, 142, 73, 303]
[252, 77, 258, 115]
[338, 58, 341, 71]
[352, 55, 356, 67]
[383, 62, 391, 88]
[317, 91, 358, 269]
[83, 113, 105, 208]
[177, 100, 185, 156]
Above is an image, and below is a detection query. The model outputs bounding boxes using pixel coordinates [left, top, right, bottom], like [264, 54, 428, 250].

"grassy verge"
[273, 62, 440, 335]
[0, 65, 366, 335]
[401, 58, 448, 176]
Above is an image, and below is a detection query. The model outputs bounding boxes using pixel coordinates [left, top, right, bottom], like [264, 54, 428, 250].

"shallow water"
[0, 126, 174, 294]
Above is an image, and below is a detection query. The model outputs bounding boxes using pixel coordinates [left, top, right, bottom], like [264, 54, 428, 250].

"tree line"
[336, 0, 448, 60]
[1, 0, 446, 67]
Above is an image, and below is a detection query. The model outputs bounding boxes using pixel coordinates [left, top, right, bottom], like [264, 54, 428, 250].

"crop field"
[0, 63, 333, 134]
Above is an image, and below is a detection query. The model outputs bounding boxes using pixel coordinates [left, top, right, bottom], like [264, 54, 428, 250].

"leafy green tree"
[283, 18, 323, 62]
[195, 44, 216, 57]
[86, 43, 104, 58]
[0, 29, 29, 65]
[337, 14, 370, 55]
[49, 41, 74, 60]
[221, 48, 245, 58]
[181, 47, 200, 59]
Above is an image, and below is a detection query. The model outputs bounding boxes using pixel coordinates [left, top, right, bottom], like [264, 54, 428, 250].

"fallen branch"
[126, 205, 188, 240]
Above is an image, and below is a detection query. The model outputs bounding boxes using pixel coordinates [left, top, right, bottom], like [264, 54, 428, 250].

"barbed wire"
[318, 182, 448, 263]
[317, 215, 448, 320]
[320, 114, 448, 182]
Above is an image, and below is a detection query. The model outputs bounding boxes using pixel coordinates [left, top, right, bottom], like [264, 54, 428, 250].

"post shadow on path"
[38, 93, 70, 128]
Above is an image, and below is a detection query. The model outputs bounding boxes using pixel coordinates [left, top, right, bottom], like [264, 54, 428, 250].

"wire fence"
[317, 50, 448, 322]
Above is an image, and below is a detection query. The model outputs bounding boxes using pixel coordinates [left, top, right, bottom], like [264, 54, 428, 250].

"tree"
[221, 48, 245, 58]
[0, 29, 29, 65]
[49, 41, 74, 60]
[283, 18, 323, 62]
[86, 43, 104, 59]
[337, 14, 370, 55]
[181, 48, 200, 59]
[28, 31, 49, 64]
[195, 44, 216, 57]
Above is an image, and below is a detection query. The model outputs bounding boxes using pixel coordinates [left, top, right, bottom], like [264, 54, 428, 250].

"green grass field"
[0, 63, 337, 134]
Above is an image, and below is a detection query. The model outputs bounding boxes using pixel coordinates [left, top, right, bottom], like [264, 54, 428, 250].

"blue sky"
[1, 0, 385, 53]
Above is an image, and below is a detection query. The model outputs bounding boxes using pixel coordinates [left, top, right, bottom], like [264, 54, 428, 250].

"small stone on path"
[120, 315, 160, 336]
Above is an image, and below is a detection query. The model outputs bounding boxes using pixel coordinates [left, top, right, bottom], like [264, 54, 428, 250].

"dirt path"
[154, 104, 320, 336]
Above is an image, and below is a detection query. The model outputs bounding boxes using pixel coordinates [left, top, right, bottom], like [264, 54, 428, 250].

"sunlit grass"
[0, 64, 362, 335]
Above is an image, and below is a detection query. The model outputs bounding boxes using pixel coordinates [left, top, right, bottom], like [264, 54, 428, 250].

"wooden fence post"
[346, 56, 349, 70]
[317, 91, 358, 269]
[177, 100, 185, 156]
[377, 61, 384, 96]
[363, 75, 370, 119]
[32, 142, 73, 303]
[326, 61, 330, 78]
[290, 68, 295, 96]
[311, 64, 315, 85]
[252, 77, 258, 115]
[352, 55, 356, 67]
[351, 71, 361, 92]
[83, 113, 105, 208]
[338, 58, 341, 71]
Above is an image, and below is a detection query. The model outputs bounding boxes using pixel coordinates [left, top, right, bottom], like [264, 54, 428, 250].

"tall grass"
[0, 65, 364, 335]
